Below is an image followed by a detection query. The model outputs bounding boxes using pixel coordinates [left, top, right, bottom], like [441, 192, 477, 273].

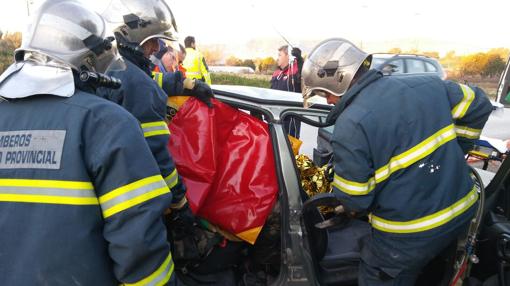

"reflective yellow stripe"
[0, 179, 93, 189]
[0, 194, 98, 205]
[141, 122, 169, 129]
[375, 124, 456, 183]
[333, 174, 376, 195]
[452, 84, 475, 119]
[122, 252, 174, 286]
[99, 175, 170, 218]
[152, 72, 163, 88]
[164, 169, 178, 189]
[455, 125, 481, 139]
[332, 124, 457, 194]
[141, 121, 170, 138]
[370, 186, 478, 233]
[0, 179, 98, 205]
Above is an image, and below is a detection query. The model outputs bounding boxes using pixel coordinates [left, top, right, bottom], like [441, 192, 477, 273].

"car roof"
[372, 53, 397, 59]
[212, 85, 331, 118]
[213, 85, 304, 103]
[372, 53, 436, 61]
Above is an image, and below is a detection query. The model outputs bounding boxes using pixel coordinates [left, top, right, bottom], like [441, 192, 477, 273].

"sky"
[1, 0, 509, 58]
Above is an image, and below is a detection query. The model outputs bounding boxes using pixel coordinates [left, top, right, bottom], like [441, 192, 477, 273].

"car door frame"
[496, 56, 510, 107]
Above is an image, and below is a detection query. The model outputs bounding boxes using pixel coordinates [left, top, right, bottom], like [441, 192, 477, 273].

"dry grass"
[211, 72, 272, 88]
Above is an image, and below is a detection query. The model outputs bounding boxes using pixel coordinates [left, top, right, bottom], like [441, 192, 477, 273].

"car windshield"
[370, 57, 387, 68]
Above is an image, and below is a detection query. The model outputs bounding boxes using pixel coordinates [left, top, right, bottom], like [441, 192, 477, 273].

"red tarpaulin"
[167, 97, 279, 244]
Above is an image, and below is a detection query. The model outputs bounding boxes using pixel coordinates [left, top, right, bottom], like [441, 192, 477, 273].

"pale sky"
[1, 0, 509, 58]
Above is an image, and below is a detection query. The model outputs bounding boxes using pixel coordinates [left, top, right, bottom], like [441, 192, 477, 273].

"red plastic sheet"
[167, 97, 279, 244]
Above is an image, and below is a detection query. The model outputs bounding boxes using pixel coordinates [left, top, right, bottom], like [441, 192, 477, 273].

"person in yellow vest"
[182, 36, 211, 85]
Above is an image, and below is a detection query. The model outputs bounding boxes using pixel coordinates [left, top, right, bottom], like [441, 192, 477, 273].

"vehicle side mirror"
[381, 64, 398, 75]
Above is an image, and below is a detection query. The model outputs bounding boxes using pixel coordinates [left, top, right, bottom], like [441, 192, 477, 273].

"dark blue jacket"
[0, 90, 175, 285]
[270, 61, 301, 93]
[330, 70, 492, 236]
[98, 59, 186, 207]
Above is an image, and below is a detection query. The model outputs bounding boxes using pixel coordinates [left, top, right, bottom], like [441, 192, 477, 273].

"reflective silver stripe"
[0, 179, 98, 205]
[455, 125, 481, 139]
[165, 170, 178, 189]
[141, 121, 170, 137]
[186, 71, 202, 75]
[148, 257, 174, 286]
[143, 125, 168, 134]
[0, 186, 95, 198]
[100, 180, 167, 211]
[333, 174, 376, 195]
[122, 252, 174, 286]
[370, 187, 478, 233]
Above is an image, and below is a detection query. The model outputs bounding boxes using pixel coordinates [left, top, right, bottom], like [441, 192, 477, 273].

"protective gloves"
[183, 78, 214, 108]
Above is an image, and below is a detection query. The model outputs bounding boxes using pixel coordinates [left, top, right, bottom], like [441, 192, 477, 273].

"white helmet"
[102, 0, 178, 45]
[16, 0, 123, 73]
[0, 0, 124, 99]
[302, 38, 371, 103]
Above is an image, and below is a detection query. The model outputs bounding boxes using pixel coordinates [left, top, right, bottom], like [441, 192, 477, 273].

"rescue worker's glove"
[169, 203, 197, 226]
[291, 47, 304, 74]
[183, 78, 214, 108]
[161, 71, 184, 96]
[291, 47, 302, 59]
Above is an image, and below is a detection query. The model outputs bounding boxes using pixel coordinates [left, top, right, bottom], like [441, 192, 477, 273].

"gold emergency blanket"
[295, 154, 334, 214]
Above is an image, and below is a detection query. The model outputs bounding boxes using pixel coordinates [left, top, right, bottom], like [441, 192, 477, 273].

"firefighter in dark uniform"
[302, 38, 493, 285]
[99, 0, 213, 213]
[0, 0, 176, 285]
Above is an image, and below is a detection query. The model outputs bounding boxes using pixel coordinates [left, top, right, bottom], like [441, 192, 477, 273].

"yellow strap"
[370, 186, 478, 233]
[468, 150, 490, 159]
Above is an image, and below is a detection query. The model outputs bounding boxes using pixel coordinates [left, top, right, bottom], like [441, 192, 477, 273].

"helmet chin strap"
[115, 31, 144, 58]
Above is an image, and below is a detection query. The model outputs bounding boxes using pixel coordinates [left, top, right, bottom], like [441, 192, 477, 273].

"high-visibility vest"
[183, 48, 211, 85]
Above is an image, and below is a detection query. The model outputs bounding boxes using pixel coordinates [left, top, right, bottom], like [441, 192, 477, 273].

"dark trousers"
[358, 218, 472, 286]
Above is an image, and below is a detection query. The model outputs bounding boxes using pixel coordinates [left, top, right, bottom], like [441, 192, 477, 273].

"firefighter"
[0, 0, 175, 285]
[182, 36, 212, 85]
[99, 0, 212, 212]
[302, 38, 493, 285]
